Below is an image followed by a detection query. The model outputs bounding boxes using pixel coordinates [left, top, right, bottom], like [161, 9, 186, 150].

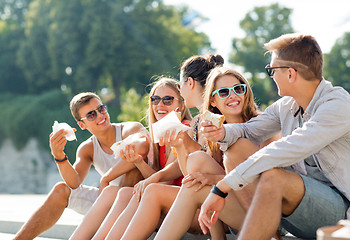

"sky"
[163, 0, 350, 61]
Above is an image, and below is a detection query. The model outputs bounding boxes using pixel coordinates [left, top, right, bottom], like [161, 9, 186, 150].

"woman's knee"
[100, 185, 120, 197]
[186, 151, 212, 173]
[223, 149, 241, 172]
[142, 183, 169, 202]
[224, 138, 256, 171]
[116, 187, 134, 202]
[143, 183, 161, 194]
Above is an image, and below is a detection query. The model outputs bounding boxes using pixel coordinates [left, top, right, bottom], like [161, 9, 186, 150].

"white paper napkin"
[110, 133, 143, 157]
[52, 121, 77, 141]
[151, 111, 191, 143]
[331, 220, 350, 238]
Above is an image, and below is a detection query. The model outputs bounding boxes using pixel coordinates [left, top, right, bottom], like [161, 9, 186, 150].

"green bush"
[0, 89, 152, 163]
[0, 90, 91, 162]
[117, 88, 149, 127]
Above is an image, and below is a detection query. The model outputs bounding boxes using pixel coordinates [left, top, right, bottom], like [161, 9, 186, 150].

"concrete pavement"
[0, 194, 82, 239]
[0, 194, 222, 239]
[0, 194, 305, 240]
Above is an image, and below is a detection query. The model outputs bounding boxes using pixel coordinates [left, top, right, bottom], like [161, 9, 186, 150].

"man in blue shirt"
[199, 33, 350, 239]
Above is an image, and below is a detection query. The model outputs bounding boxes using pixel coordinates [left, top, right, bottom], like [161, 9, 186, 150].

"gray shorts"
[67, 184, 99, 215]
[281, 174, 349, 239]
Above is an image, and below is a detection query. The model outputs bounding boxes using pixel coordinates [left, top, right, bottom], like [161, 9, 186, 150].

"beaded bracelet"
[55, 154, 68, 163]
[211, 184, 228, 198]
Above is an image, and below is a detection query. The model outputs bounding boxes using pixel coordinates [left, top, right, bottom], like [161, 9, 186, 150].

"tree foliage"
[0, 0, 33, 24]
[230, 3, 294, 106]
[1, 0, 349, 154]
[117, 87, 149, 127]
[324, 32, 350, 92]
[15, 0, 210, 106]
[0, 0, 210, 153]
[0, 20, 27, 93]
[0, 90, 89, 159]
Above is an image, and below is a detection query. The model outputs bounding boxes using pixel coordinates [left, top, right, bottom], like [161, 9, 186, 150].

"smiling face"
[210, 75, 245, 123]
[151, 86, 182, 121]
[77, 98, 111, 131]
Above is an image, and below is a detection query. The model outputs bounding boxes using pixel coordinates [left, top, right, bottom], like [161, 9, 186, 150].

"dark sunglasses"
[80, 104, 108, 121]
[265, 64, 293, 77]
[211, 84, 247, 99]
[150, 95, 179, 106]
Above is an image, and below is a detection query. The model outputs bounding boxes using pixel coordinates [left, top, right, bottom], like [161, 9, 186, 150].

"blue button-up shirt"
[220, 80, 350, 209]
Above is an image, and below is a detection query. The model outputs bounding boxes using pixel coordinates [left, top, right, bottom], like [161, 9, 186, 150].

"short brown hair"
[70, 92, 101, 121]
[264, 33, 323, 80]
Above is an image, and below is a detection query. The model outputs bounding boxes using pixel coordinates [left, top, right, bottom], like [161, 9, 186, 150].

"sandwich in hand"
[52, 121, 77, 141]
[201, 110, 225, 128]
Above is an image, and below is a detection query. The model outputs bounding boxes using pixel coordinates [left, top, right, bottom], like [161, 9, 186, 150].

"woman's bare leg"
[154, 184, 206, 240]
[154, 152, 227, 239]
[223, 138, 259, 211]
[120, 183, 180, 240]
[103, 190, 140, 240]
[185, 151, 227, 239]
[155, 183, 246, 240]
[186, 151, 225, 176]
[70, 185, 120, 240]
[92, 187, 133, 240]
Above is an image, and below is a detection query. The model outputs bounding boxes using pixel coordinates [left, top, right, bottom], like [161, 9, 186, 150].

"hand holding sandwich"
[200, 121, 225, 143]
[200, 111, 226, 143]
[50, 129, 68, 161]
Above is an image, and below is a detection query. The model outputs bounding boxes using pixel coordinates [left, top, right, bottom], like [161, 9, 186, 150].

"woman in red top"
[108, 55, 228, 240]
[70, 77, 191, 239]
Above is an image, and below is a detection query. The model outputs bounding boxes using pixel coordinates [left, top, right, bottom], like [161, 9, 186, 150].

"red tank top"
[159, 145, 183, 186]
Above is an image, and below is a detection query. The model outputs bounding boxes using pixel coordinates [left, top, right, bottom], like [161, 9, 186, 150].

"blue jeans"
[281, 174, 349, 239]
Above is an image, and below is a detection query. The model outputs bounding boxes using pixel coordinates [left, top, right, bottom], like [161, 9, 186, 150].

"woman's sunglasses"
[211, 84, 247, 99]
[150, 95, 179, 106]
[80, 104, 108, 121]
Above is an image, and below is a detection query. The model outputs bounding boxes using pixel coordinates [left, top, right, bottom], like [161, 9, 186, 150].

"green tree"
[117, 88, 149, 127]
[230, 3, 294, 106]
[0, 0, 33, 94]
[324, 32, 350, 92]
[0, 20, 27, 93]
[16, 0, 210, 105]
[0, 0, 33, 24]
[16, 0, 54, 93]
[106, 0, 210, 107]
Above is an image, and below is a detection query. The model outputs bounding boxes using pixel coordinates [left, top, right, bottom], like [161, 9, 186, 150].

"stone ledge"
[0, 194, 305, 240]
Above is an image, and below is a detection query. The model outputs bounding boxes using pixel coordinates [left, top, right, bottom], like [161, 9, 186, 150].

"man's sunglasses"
[80, 104, 108, 121]
[265, 64, 293, 77]
[211, 84, 247, 99]
[150, 95, 179, 106]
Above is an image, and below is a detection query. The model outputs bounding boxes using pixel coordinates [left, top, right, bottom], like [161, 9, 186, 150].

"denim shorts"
[280, 174, 350, 239]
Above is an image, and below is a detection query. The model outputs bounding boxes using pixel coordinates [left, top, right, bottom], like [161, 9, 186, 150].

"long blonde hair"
[202, 67, 258, 161]
[147, 77, 192, 170]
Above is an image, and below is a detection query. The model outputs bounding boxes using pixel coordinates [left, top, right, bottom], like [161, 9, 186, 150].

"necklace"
[192, 116, 207, 151]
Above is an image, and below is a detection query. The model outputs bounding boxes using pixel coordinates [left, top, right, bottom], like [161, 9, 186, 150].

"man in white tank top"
[15, 92, 150, 240]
